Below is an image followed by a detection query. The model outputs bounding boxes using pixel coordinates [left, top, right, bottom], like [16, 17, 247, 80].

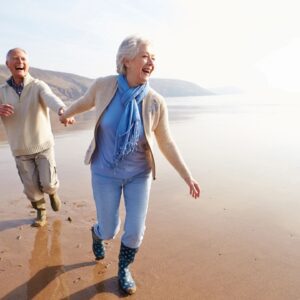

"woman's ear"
[123, 58, 130, 68]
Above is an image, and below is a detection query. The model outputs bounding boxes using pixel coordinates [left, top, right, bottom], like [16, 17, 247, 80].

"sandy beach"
[1, 94, 300, 300]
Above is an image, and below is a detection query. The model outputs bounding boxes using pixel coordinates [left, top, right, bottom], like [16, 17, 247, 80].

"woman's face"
[125, 43, 155, 87]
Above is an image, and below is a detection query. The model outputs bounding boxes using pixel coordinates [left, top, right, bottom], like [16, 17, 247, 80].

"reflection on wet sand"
[27, 220, 68, 299]
[2, 221, 96, 300]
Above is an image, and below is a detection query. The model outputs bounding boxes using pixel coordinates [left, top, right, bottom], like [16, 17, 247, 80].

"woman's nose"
[148, 57, 154, 66]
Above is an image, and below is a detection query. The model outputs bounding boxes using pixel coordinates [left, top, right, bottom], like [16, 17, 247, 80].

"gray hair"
[6, 48, 27, 62]
[116, 35, 152, 75]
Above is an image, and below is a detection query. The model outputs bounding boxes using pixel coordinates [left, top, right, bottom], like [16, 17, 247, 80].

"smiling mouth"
[142, 68, 151, 75]
[15, 67, 25, 71]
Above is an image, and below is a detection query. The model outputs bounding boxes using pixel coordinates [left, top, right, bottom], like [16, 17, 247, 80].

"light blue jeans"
[91, 170, 152, 249]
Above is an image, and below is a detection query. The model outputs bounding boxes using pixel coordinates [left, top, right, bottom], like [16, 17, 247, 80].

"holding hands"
[58, 107, 75, 126]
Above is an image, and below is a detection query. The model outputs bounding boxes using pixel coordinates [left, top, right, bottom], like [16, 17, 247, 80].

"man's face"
[6, 49, 29, 82]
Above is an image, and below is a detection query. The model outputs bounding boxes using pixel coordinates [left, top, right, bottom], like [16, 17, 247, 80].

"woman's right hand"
[0, 104, 14, 117]
[59, 112, 75, 127]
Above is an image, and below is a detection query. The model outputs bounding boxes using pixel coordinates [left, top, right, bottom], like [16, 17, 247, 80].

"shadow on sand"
[0, 218, 33, 232]
[2, 219, 126, 299]
[62, 276, 129, 299]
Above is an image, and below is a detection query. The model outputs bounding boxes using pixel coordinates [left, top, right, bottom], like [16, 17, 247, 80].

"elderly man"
[0, 48, 74, 227]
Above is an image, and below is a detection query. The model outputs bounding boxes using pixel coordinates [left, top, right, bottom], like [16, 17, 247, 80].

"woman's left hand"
[186, 178, 200, 199]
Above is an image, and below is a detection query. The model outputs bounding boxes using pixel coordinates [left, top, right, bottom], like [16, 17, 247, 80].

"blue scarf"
[112, 75, 149, 167]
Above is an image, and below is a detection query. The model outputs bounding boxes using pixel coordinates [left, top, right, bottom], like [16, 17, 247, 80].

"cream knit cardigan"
[64, 75, 192, 181]
[0, 73, 65, 156]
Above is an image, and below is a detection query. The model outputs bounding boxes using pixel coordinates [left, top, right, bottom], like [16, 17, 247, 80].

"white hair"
[116, 35, 152, 75]
[6, 48, 27, 62]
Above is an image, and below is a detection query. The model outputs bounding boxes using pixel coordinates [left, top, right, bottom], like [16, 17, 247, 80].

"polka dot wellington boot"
[118, 243, 139, 295]
[91, 226, 105, 260]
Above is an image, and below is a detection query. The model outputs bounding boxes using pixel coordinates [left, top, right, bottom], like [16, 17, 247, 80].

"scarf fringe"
[112, 121, 140, 168]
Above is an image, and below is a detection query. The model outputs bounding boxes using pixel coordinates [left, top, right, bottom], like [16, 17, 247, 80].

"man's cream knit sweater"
[0, 73, 65, 156]
[64, 75, 192, 181]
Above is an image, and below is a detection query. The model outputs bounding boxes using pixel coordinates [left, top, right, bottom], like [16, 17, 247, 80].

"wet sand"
[1, 95, 300, 299]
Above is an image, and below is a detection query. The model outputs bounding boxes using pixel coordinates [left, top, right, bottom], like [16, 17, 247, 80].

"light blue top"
[91, 89, 151, 179]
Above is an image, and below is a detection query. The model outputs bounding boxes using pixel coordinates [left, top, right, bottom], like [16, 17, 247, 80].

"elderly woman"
[60, 35, 200, 295]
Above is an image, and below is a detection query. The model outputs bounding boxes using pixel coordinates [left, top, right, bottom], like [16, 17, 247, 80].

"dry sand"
[1, 95, 300, 299]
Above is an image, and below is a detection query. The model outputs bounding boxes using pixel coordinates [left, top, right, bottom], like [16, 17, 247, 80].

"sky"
[0, 0, 300, 93]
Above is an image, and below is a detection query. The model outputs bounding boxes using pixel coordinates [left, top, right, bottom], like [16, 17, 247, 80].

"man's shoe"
[32, 209, 47, 227]
[49, 193, 61, 211]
